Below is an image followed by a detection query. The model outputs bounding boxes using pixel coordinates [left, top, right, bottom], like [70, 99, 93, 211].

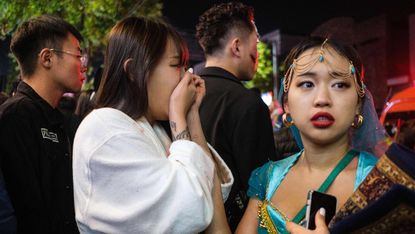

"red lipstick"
[311, 112, 335, 128]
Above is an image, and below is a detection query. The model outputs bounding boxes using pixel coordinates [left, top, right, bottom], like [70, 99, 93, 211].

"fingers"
[315, 208, 329, 233]
[180, 67, 192, 79]
[286, 221, 307, 233]
[193, 75, 204, 87]
[180, 68, 204, 87]
[286, 208, 329, 234]
[177, 68, 202, 106]
[181, 69, 204, 93]
[180, 72, 193, 85]
[181, 68, 194, 82]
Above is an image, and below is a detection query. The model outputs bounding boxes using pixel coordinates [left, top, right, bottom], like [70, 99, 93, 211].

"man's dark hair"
[10, 15, 83, 77]
[274, 127, 300, 158]
[196, 2, 255, 56]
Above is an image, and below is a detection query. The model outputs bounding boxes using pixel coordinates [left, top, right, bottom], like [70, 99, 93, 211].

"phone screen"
[305, 190, 337, 230]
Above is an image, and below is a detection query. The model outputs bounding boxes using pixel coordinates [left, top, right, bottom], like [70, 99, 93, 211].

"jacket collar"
[198, 66, 243, 86]
[16, 81, 63, 125]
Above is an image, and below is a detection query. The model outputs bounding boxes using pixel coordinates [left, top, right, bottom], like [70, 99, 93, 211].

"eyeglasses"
[49, 48, 88, 68]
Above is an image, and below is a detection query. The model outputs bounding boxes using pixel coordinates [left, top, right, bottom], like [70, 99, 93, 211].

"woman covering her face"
[236, 38, 387, 234]
[72, 17, 233, 234]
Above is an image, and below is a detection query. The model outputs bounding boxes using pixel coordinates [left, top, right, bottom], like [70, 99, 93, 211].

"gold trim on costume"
[258, 200, 279, 234]
[342, 154, 415, 214]
[377, 156, 415, 189]
[257, 162, 283, 234]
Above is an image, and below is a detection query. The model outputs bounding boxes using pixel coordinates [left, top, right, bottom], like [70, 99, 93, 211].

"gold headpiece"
[283, 39, 365, 97]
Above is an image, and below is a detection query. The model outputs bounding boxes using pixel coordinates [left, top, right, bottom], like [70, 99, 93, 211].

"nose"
[313, 85, 332, 107]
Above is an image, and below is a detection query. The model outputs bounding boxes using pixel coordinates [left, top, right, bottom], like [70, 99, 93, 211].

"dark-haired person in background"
[0, 15, 87, 233]
[74, 89, 95, 121]
[195, 2, 278, 230]
[396, 119, 415, 151]
[274, 126, 301, 159]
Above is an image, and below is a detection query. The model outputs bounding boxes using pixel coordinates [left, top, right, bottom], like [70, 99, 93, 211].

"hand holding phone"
[305, 190, 337, 230]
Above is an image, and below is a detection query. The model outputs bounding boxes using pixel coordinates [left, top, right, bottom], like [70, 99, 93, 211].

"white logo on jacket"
[41, 128, 59, 143]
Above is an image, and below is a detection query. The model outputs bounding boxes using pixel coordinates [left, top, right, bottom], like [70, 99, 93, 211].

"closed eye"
[169, 63, 186, 69]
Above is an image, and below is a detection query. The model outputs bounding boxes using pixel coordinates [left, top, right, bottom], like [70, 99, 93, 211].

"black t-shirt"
[0, 82, 79, 233]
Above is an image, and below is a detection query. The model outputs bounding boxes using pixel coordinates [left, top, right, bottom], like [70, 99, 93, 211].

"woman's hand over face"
[169, 70, 196, 118]
[191, 74, 205, 110]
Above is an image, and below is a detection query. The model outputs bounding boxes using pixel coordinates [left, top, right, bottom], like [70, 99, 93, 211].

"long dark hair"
[95, 17, 188, 119]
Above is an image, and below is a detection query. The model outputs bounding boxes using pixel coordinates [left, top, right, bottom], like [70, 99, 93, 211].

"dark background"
[163, 0, 415, 35]
[163, 0, 415, 111]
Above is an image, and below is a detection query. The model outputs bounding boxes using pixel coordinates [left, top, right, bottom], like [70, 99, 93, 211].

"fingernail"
[319, 208, 326, 216]
[188, 68, 193, 74]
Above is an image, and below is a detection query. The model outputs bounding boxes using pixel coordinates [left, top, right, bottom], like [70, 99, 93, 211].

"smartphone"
[305, 190, 337, 230]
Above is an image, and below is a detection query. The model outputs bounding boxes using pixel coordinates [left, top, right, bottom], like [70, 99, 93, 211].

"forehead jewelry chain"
[283, 39, 365, 97]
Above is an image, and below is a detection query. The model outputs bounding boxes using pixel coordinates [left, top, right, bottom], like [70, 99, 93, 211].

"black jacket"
[198, 67, 278, 230]
[0, 82, 78, 233]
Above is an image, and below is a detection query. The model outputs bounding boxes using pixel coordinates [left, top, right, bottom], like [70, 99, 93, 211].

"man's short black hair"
[10, 15, 83, 77]
[196, 2, 255, 56]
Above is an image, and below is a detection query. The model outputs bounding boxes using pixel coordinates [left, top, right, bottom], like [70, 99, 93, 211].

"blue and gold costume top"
[247, 150, 377, 234]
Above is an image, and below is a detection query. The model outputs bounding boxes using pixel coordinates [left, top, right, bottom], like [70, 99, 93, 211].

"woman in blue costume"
[236, 38, 387, 234]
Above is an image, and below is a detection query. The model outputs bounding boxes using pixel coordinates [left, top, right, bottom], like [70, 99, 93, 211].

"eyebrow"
[329, 71, 350, 77]
[297, 71, 317, 77]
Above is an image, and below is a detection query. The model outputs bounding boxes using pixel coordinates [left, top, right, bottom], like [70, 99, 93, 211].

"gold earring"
[351, 114, 364, 128]
[282, 113, 294, 127]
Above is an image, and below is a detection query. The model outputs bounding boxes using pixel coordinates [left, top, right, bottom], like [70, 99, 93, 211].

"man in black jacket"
[196, 2, 279, 230]
[0, 15, 87, 233]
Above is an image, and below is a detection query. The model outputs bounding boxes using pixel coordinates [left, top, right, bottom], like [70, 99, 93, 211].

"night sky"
[163, 0, 415, 36]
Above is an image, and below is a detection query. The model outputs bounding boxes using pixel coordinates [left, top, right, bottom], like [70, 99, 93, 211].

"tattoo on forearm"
[169, 121, 177, 132]
[173, 128, 191, 141]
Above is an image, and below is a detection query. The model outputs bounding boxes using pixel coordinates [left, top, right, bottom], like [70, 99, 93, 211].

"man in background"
[0, 15, 87, 233]
[196, 2, 278, 230]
